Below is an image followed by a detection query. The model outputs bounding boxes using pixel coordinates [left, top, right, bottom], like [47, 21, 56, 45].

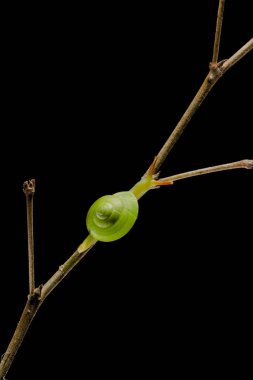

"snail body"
[86, 191, 138, 242]
[79, 157, 173, 248]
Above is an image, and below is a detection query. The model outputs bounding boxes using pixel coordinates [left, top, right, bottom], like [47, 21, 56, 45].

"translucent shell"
[86, 191, 139, 242]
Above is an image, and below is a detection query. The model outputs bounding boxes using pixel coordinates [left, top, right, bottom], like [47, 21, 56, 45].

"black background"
[1, 1, 252, 378]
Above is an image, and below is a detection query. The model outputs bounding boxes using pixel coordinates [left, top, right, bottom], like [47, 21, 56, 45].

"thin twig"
[152, 73, 215, 174]
[152, 37, 253, 175]
[0, 235, 96, 379]
[23, 179, 36, 294]
[212, 0, 225, 63]
[41, 235, 97, 300]
[159, 159, 253, 183]
[0, 292, 42, 380]
[222, 38, 253, 73]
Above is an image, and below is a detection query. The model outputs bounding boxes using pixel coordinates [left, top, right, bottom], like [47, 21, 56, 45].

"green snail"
[78, 157, 173, 252]
[86, 191, 139, 242]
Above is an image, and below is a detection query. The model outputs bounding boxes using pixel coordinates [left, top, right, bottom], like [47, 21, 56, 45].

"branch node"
[208, 61, 224, 82]
[34, 284, 43, 300]
[217, 59, 227, 68]
[27, 285, 43, 304]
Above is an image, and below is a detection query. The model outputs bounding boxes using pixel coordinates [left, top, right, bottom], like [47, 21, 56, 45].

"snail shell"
[86, 191, 139, 242]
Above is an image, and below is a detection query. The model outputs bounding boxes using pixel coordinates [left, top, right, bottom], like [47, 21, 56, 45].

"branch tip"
[242, 159, 253, 169]
[23, 179, 35, 195]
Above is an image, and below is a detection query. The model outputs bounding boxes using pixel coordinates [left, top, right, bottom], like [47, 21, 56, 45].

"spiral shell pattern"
[86, 191, 139, 242]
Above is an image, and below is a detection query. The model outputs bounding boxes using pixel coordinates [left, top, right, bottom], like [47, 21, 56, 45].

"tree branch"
[0, 235, 96, 379]
[150, 0, 252, 175]
[158, 159, 253, 183]
[212, 0, 225, 63]
[23, 179, 36, 294]
[41, 234, 97, 300]
[152, 37, 253, 175]
[1, 3, 252, 379]
[0, 290, 42, 380]
[222, 38, 253, 73]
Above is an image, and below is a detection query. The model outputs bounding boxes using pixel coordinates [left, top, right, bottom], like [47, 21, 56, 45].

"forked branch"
[152, 37, 253, 175]
[1, 2, 252, 379]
